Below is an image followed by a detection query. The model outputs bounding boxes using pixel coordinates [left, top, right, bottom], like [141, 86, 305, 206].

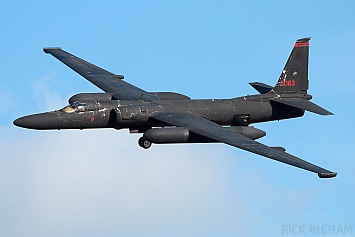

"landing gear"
[138, 137, 152, 149]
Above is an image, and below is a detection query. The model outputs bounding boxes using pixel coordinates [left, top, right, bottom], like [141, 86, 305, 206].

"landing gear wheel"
[138, 137, 152, 149]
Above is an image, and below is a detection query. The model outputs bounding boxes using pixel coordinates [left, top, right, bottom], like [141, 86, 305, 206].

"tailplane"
[271, 38, 333, 115]
[270, 97, 333, 115]
[249, 38, 333, 116]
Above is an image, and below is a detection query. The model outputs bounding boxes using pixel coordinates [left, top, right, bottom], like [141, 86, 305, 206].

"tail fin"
[274, 37, 310, 94]
[271, 38, 333, 115]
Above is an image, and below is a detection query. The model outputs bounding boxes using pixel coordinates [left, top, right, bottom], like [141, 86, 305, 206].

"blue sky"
[1, 1, 355, 236]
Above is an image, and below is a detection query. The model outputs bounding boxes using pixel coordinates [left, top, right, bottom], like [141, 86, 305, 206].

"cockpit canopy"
[61, 102, 89, 113]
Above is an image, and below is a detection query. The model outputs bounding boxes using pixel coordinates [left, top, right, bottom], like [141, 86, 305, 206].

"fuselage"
[12, 40, 338, 178]
[13, 93, 304, 130]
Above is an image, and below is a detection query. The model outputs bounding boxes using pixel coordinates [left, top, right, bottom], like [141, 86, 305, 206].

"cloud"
[31, 73, 67, 111]
[4, 70, 351, 237]
[1, 128, 263, 237]
[2, 125, 348, 237]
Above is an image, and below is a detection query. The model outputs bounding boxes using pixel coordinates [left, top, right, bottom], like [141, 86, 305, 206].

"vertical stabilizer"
[274, 38, 310, 94]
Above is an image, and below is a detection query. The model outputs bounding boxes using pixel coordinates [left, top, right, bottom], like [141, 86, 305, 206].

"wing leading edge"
[43, 47, 159, 101]
[151, 112, 336, 178]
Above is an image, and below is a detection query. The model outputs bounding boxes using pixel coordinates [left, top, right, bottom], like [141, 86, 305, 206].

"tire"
[138, 137, 152, 149]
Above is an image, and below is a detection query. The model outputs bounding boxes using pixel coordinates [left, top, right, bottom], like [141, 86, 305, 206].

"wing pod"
[69, 92, 114, 103]
[148, 92, 191, 100]
[144, 127, 190, 143]
[143, 126, 266, 144]
[270, 146, 286, 152]
[230, 126, 266, 140]
[318, 172, 337, 178]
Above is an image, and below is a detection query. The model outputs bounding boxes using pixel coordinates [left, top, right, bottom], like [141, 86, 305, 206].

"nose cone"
[13, 112, 59, 130]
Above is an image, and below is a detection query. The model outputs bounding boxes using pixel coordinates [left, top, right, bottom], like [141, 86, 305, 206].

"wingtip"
[318, 172, 337, 178]
[320, 110, 334, 116]
[43, 47, 62, 54]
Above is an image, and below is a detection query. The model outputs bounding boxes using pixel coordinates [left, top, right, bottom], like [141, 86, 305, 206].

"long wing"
[151, 112, 337, 178]
[43, 47, 159, 101]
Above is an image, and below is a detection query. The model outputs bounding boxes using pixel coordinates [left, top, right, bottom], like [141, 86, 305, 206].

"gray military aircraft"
[14, 38, 337, 178]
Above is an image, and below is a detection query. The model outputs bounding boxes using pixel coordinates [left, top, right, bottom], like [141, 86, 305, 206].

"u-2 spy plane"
[14, 38, 337, 178]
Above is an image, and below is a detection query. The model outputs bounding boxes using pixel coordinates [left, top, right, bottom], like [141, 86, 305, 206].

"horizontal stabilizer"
[271, 98, 333, 115]
[249, 82, 273, 94]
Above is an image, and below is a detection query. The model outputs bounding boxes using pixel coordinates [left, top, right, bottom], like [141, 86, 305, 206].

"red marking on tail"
[294, 42, 309, 47]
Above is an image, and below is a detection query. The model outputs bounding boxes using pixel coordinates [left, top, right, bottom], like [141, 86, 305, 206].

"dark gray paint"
[14, 38, 336, 178]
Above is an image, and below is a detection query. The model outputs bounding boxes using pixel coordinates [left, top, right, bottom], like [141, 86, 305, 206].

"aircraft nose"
[13, 112, 59, 130]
